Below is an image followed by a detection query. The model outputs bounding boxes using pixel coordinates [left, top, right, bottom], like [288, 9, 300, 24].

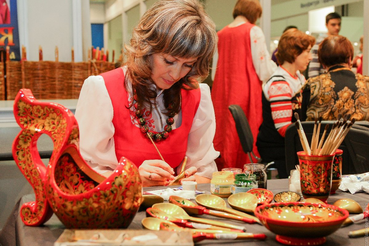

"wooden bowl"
[246, 188, 273, 205]
[274, 191, 301, 203]
[255, 202, 349, 245]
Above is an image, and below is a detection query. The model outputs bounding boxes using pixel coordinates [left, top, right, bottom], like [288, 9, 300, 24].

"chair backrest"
[284, 121, 357, 175]
[228, 105, 253, 154]
[343, 125, 369, 174]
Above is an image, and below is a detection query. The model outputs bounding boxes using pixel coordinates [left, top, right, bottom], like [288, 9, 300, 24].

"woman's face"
[151, 53, 197, 90]
[295, 45, 312, 71]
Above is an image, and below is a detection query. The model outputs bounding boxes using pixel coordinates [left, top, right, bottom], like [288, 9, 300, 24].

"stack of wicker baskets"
[2, 46, 119, 100]
[0, 62, 4, 100]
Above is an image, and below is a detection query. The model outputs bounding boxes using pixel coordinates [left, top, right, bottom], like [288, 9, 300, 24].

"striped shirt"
[308, 35, 326, 78]
[263, 66, 305, 137]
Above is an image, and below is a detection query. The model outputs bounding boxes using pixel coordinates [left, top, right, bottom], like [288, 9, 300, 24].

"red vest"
[102, 68, 201, 171]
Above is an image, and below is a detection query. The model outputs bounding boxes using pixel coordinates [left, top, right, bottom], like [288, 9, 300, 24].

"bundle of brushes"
[294, 113, 355, 156]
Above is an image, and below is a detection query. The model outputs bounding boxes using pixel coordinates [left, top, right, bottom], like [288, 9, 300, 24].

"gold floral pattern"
[303, 71, 369, 120]
[298, 153, 334, 202]
[258, 203, 344, 223]
[12, 89, 143, 228]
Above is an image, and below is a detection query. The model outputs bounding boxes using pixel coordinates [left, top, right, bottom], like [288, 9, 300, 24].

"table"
[0, 179, 368, 246]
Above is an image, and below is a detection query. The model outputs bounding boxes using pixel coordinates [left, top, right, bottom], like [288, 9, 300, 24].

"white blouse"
[250, 25, 277, 83]
[75, 68, 219, 179]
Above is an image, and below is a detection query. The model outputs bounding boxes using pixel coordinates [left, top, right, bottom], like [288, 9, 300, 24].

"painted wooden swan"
[12, 89, 143, 228]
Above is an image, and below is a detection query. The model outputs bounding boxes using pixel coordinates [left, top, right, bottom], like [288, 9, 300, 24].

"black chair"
[228, 104, 261, 163]
[343, 125, 369, 173]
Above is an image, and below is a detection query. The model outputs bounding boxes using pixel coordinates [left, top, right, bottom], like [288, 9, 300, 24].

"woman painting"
[211, 0, 276, 170]
[256, 29, 315, 178]
[75, 0, 219, 187]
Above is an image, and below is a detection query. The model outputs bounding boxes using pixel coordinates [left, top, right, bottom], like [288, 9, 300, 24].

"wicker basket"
[22, 61, 50, 99]
[90, 60, 116, 76]
[54, 61, 73, 99]
[6, 60, 22, 100]
[70, 62, 90, 99]
[0, 62, 4, 100]
[3, 46, 117, 100]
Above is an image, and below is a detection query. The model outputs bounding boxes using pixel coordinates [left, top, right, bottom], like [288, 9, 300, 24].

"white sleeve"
[176, 83, 219, 179]
[74, 75, 118, 173]
[211, 46, 218, 81]
[250, 26, 277, 84]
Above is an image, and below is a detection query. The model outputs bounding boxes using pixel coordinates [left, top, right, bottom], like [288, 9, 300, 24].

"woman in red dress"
[212, 0, 276, 170]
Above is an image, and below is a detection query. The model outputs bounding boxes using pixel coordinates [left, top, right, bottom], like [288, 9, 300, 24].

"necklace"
[133, 90, 175, 141]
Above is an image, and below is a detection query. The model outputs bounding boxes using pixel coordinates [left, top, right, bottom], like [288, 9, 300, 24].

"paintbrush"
[311, 119, 317, 154]
[295, 122, 309, 154]
[314, 117, 322, 154]
[168, 156, 188, 185]
[147, 132, 165, 162]
[328, 119, 356, 155]
[317, 124, 329, 152]
[294, 112, 311, 154]
[320, 122, 337, 155]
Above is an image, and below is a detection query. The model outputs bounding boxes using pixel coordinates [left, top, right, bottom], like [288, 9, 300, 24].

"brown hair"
[232, 0, 262, 24]
[276, 29, 315, 65]
[125, 0, 217, 115]
[326, 12, 341, 24]
[318, 35, 353, 67]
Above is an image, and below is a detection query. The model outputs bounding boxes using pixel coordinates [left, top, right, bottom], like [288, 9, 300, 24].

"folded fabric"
[339, 172, 369, 194]
[147, 188, 196, 200]
[289, 169, 301, 193]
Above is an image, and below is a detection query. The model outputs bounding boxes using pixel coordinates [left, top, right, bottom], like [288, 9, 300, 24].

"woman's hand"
[178, 167, 211, 184]
[139, 160, 175, 187]
[179, 166, 197, 183]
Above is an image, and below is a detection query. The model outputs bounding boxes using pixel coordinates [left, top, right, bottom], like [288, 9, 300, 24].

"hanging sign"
[0, 0, 20, 60]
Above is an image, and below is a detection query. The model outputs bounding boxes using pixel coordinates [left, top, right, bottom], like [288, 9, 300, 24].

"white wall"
[205, 0, 236, 31]
[17, 0, 91, 62]
[90, 2, 105, 23]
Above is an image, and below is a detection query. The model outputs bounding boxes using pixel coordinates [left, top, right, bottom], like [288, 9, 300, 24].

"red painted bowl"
[254, 202, 348, 245]
[246, 188, 273, 205]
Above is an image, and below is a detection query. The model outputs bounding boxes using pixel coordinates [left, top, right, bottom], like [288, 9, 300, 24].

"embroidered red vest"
[102, 68, 201, 170]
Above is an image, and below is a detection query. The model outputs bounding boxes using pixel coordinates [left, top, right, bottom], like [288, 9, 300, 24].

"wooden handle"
[234, 233, 267, 240]
[6, 46, 9, 61]
[222, 207, 261, 224]
[207, 232, 266, 240]
[188, 216, 246, 232]
[186, 221, 243, 232]
[349, 228, 369, 238]
[55, 46, 59, 62]
[71, 47, 75, 62]
[206, 209, 256, 224]
[39, 46, 43, 61]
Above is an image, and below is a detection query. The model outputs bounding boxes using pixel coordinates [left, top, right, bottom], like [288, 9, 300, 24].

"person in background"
[75, 0, 219, 187]
[211, 0, 276, 171]
[271, 25, 298, 64]
[300, 35, 369, 121]
[352, 35, 363, 75]
[308, 12, 341, 79]
[257, 29, 315, 178]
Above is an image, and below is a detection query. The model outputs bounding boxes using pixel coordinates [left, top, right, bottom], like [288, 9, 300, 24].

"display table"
[0, 179, 368, 246]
